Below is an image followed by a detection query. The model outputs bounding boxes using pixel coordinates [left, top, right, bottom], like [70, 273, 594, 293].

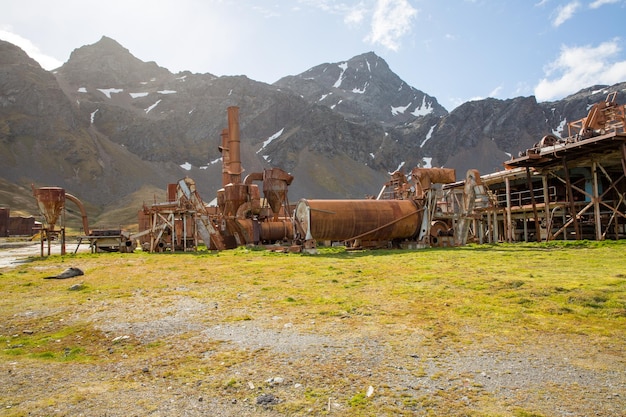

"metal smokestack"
[227, 106, 242, 184]
[220, 128, 230, 187]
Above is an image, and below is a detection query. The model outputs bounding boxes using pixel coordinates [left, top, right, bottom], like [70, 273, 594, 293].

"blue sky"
[2, 0, 626, 111]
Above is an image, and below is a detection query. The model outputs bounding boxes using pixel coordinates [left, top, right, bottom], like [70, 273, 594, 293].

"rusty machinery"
[137, 106, 294, 252]
[32, 105, 491, 254]
[132, 105, 487, 253]
[293, 167, 465, 252]
[521, 92, 626, 157]
[31, 185, 135, 255]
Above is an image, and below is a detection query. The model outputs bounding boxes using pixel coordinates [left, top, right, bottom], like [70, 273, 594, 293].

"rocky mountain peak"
[57, 35, 171, 87]
[274, 51, 446, 126]
[0, 39, 41, 68]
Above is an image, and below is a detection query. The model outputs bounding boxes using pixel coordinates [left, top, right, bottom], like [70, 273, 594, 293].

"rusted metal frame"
[561, 157, 582, 239]
[525, 167, 542, 242]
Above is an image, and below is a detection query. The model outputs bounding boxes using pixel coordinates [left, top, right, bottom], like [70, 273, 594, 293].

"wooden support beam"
[591, 161, 603, 241]
[526, 167, 542, 242]
[562, 157, 581, 240]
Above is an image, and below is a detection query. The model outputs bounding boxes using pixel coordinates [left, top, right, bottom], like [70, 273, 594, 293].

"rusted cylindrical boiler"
[260, 219, 294, 242]
[294, 199, 422, 242]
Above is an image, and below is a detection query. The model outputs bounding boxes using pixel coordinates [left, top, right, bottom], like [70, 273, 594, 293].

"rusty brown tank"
[294, 199, 422, 242]
[32, 187, 65, 228]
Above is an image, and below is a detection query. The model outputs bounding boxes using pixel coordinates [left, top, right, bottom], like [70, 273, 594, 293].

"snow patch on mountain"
[98, 88, 124, 98]
[145, 99, 161, 114]
[352, 82, 368, 94]
[90, 109, 98, 124]
[257, 128, 284, 153]
[420, 125, 437, 148]
[391, 102, 412, 116]
[553, 118, 567, 137]
[333, 62, 348, 88]
[411, 96, 434, 116]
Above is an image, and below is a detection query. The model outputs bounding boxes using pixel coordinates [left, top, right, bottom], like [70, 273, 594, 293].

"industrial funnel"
[32, 186, 65, 228]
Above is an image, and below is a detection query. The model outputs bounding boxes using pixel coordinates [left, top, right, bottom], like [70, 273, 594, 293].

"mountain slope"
[1, 36, 625, 228]
[275, 51, 447, 126]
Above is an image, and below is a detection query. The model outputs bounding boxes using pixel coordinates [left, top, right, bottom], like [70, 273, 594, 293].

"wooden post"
[562, 157, 581, 240]
[591, 161, 603, 241]
[526, 167, 542, 242]
[542, 174, 552, 240]
[505, 177, 513, 242]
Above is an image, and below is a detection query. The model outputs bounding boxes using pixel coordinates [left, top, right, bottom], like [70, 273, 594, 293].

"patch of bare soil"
[1, 289, 624, 416]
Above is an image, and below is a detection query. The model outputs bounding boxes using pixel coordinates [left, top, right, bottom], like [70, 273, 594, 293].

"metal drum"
[294, 199, 422, 242]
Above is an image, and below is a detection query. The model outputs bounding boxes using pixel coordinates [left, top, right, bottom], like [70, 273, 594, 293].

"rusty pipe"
[227, 106, 242, 183]
[244, 172, 264, 185]
[410, 167, 456, 198]
[219, 128, 230, 187]
[65, 193, 90, 235]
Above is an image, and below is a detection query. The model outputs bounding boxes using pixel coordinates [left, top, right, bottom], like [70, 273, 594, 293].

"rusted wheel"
[539, 134, 559, 147]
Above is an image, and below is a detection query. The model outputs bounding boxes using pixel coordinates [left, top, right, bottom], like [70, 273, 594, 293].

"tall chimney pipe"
[220, 128, 230, 187]
[227, 106, 242, 184]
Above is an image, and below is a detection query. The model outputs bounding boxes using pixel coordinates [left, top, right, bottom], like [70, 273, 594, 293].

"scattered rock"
[256, 393, 278, 405]
[22, 329, 34, 335]
[68, 283, 86, 291]
[266, 377, 284, 385]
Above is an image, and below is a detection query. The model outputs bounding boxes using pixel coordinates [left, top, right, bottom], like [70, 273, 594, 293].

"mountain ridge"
[1, 36, 625, 228]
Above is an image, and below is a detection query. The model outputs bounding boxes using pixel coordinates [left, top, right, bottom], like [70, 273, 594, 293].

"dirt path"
[0, 239, 91, 269]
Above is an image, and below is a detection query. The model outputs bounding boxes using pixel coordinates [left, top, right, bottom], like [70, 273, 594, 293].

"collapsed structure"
[30, 94, 626, 254]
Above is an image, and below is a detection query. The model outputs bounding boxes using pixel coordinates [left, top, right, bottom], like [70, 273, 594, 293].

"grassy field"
[0, 241, 625, 416]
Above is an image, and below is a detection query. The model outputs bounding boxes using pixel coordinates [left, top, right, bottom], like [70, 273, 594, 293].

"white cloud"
[489, 85, 503, 98]
[344, 5, 367, 25]
[552, 1, 581, 27]
[589, 0, 619, 9]
[0, 28, 62, 70]
[534, 39, 626, 101]
[365, 0, 418, 51]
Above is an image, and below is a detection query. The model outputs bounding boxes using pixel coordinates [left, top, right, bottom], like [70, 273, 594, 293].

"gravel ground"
[1, 244, 624, 416]
[2, 293, 623, 416]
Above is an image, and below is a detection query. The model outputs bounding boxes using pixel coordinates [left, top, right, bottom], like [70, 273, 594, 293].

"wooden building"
[453, 93, 626, 243]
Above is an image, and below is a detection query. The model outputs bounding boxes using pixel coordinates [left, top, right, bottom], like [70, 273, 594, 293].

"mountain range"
[1, 35, 625, 229]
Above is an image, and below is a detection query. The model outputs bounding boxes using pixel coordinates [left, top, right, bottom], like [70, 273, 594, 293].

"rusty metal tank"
[263, 168, 294, 214]
[260, 219, 294, 241]
[32, 187, 65, 227]
[223, 183, 248, 216]
[294, 199, 422, 242]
